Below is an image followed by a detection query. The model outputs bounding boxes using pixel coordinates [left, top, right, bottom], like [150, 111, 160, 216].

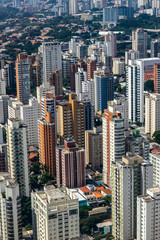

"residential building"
[85, 127, 103, 169]
[56, 139, 85, 188]
[127, 58, 160, 123]
[113, 59, 125, 75]
[32, 186, 80, 240]
[108, 93, 129, 129]
[126, 129, 150, 161]
[83, 101, 94, 130]
[69, 0, 79, 14]
[104, 31, 117, 57]
[87, 60, 97, 80]
[50, 70, 63, 97]
[103, 110, 125, 186]
[20, 98, 41, 147]
[154, 63, 160, 93]
[111, 154, 153, 240]
[0, 144, 7, 172]
[132, 29, 147, 58]
[39, 42, 62, 85]
[0, 95, 10, 123]
[103, 6, 134, 23]
[0, 173, 22, 240]
[137, 187, 160, 240]
[125, 49, 140, 65]
[0, 78, 6, 95]
[138, 0, 150, 8]
[150, 150, 160, 187]
[37, 83, 55, 104]
[94, 69, 114, 113]
[151, 39, 160, 58]
[8, 101, 23, 119]
[58, 94, 85, 148]
[75, 68, 87, 96]
[7, 119, 30, 197]
[38, 93, 56, 177]
[145, 93, 160, 137]
[77, 44, 88, 59]
[16, 53, 30, 104]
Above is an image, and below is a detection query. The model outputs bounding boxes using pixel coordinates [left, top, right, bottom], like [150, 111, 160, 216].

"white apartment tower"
[75, 67, 87, 97]
[32, 186, 80, 240]
[150, 151, 160, 188]
[36, 83, 55, 104]
[0, 173, 22, 240]
[127, 58, 160, 123]
[8, 101, 23, 119]
[103, 109, 125, 186]
[7, 119, 30, 197]
[111, 154, 153, 240]
[39, 42, 62, 85]
[20, 98, 41, 147]
[137, 187, 160, 240]
[108, 94, 129, 130]
[145, 93, 160, 138]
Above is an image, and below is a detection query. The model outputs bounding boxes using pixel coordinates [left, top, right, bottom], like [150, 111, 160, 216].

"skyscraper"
[103, 110, 125, 186]
[32, 186, 80, 240]
[56, 139, 85, 188]
[50, 70, 63, 97]
[16, 53, 30, 105]
[154, 63, 160, 93]
[132, 29, 147, 58]
[58, 94, 85, 148]
[20, 97, 41, 147]
[94, 69, 114, 113]
[7, 119, 30, 197]
[137, 187, 160, 240]
[38, 93, 56, 177]
[111, 154, 153, 240]
[127, 58, 160, 123]
[39, 42, 62, 85]
[145, 93, 160, 137]
[0, 173, 22, 240]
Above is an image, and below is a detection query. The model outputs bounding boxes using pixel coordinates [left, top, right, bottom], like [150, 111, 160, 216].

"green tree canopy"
[144, 80, 154, 91]
[153, 130, 160, 144]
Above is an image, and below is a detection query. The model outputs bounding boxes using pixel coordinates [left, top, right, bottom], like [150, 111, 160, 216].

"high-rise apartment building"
[58, 94, 85, 147]
[113, 59, 125, 75]
[85, 127, 103, 169]
[36, 83, 55, 104]
[20, 97, 41, 147]
[126, 129, 150, 161]
[145, 93, 160, 137]
[69, 0, 79, 14]
[50, 70, 63, 97]
[83, 101, 94, 130]
[87, 60, 97, 80]
[125, 49, 140, 65]
[32, 186, 80, 240]
[16, 53, 30, 104]
[132, 29, 147, 58]
[105, 31, 117, 57]
[111, 154, 153, 240]
[151, 39, 160, 58]
[150, 151, 160, 188]
[0, 144, 7, 172]
[94, 69, 114, 113]
[76, 44, 88, 59]
[56, 139, 85, 188]
[154, 63, 160, 93]
[103, 110, 125, 186]
[0, 173, 22, 240]
[127, 58, 160, 123]
[75, 68, 87, 96]
[39, 42, 62, 85]
[0, 78, 6, 95]
[38, 93, 56, 177]
[108, 93, 129, 130]
[0, 95, 10, 124]
[137, 187, 160, 240]
[7, 119, 30, 197]
[138, 0, 150, 8]
[8, 101, 23, 119]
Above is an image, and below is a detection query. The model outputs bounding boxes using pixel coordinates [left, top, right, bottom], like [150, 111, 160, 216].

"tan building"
[145, 93, 160, 138]
[85, 127, 103, 169]
[112, 59, 125, 75]
[154, 63, 160, 93]
[58, 93, 85, 148]
[132, 28, 147, 58]
[38, 93, 56, 177]
[16, 53, 30, 105]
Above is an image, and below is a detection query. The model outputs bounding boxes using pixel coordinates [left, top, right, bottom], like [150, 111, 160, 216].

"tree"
[153, 130, 160, 144]
[144, 80, 154, 91]
[79, 205, 91, 219]
[104, 196, 111, 206]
